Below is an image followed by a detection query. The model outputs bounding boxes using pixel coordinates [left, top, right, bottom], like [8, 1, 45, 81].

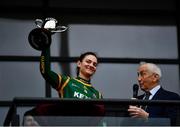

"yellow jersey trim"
[73, 78, 92, 87]
[60, 77, 70, 98]
[57, 74, 62, 91]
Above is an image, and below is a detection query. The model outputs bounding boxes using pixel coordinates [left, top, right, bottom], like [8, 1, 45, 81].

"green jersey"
[40, 48, 102, 99]
[56, 75, 102, 99]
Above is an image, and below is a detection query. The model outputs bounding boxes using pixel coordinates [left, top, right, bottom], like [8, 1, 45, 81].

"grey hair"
[140, 62, 162, 78]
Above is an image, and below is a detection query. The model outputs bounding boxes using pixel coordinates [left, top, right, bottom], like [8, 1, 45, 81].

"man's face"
[77, 55, 98, 78]
[137, 64, 157, 91]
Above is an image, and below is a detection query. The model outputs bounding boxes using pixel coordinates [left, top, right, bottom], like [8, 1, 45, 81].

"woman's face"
[77, 54, 98, 78]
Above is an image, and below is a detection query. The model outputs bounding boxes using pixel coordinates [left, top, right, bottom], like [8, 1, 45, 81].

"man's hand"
[128, 105, 149, 118]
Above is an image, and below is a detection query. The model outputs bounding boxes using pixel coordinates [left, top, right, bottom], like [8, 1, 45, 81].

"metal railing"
[3, 97, 180, 126]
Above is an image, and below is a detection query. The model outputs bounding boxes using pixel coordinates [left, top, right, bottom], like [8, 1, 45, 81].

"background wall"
[0, 0, 180, 125]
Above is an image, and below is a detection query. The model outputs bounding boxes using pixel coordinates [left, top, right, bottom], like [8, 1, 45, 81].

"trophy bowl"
[28, 28, 51, 51]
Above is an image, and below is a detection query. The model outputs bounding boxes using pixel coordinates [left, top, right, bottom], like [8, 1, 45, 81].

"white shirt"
[148, 85, 161, 100]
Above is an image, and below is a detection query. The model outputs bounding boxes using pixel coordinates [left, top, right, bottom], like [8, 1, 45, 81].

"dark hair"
[76, 52, 98, 76]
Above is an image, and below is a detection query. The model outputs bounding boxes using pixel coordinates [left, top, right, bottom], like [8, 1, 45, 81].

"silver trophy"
[28, 17, 68, 50]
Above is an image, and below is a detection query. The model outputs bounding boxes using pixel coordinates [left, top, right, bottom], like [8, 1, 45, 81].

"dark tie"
[141, 91, 151, 110]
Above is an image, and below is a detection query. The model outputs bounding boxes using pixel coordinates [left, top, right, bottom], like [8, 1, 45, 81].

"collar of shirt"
[149, 85, 161, 100]
[76, 76, 91, 84]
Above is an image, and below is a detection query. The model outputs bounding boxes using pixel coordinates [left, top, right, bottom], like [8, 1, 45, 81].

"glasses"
[137, 71, 154, 78]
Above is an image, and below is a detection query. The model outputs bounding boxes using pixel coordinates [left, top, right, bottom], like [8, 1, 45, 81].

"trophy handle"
[35, 19, 43, 28]
[51, 26, 68, 33]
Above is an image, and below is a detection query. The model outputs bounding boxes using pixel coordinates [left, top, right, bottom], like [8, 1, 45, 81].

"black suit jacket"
[138, 87, 180, 125]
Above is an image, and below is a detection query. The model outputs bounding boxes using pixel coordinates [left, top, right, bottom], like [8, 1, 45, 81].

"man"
[128, 62, 180, 125]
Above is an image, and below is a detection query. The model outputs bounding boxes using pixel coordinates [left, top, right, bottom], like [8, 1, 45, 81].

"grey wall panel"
[0, 62, 45, 100]
[68, 24, 178, 59]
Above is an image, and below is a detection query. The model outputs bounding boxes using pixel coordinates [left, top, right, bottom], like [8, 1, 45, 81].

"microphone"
[133, 84, 139, 98]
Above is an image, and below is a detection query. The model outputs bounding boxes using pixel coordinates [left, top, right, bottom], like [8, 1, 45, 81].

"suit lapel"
[151, 87, 164, 100]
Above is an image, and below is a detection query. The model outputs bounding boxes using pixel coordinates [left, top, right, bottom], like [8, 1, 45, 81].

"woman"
[23, 48, 104, 126]
[40, 48, 102, 99]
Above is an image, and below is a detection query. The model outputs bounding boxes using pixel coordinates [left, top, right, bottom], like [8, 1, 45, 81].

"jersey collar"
[76, 76, 91, 84]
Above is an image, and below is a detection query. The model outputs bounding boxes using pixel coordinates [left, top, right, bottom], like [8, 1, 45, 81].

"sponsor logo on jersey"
[73, 91, 90, 99]
[72, 83, 80, 89]
[84, 89, 88, 93]
[83, 86, 88, 93]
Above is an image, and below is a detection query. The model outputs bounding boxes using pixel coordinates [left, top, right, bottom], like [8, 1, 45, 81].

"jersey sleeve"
[40, 48, 61, 89]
